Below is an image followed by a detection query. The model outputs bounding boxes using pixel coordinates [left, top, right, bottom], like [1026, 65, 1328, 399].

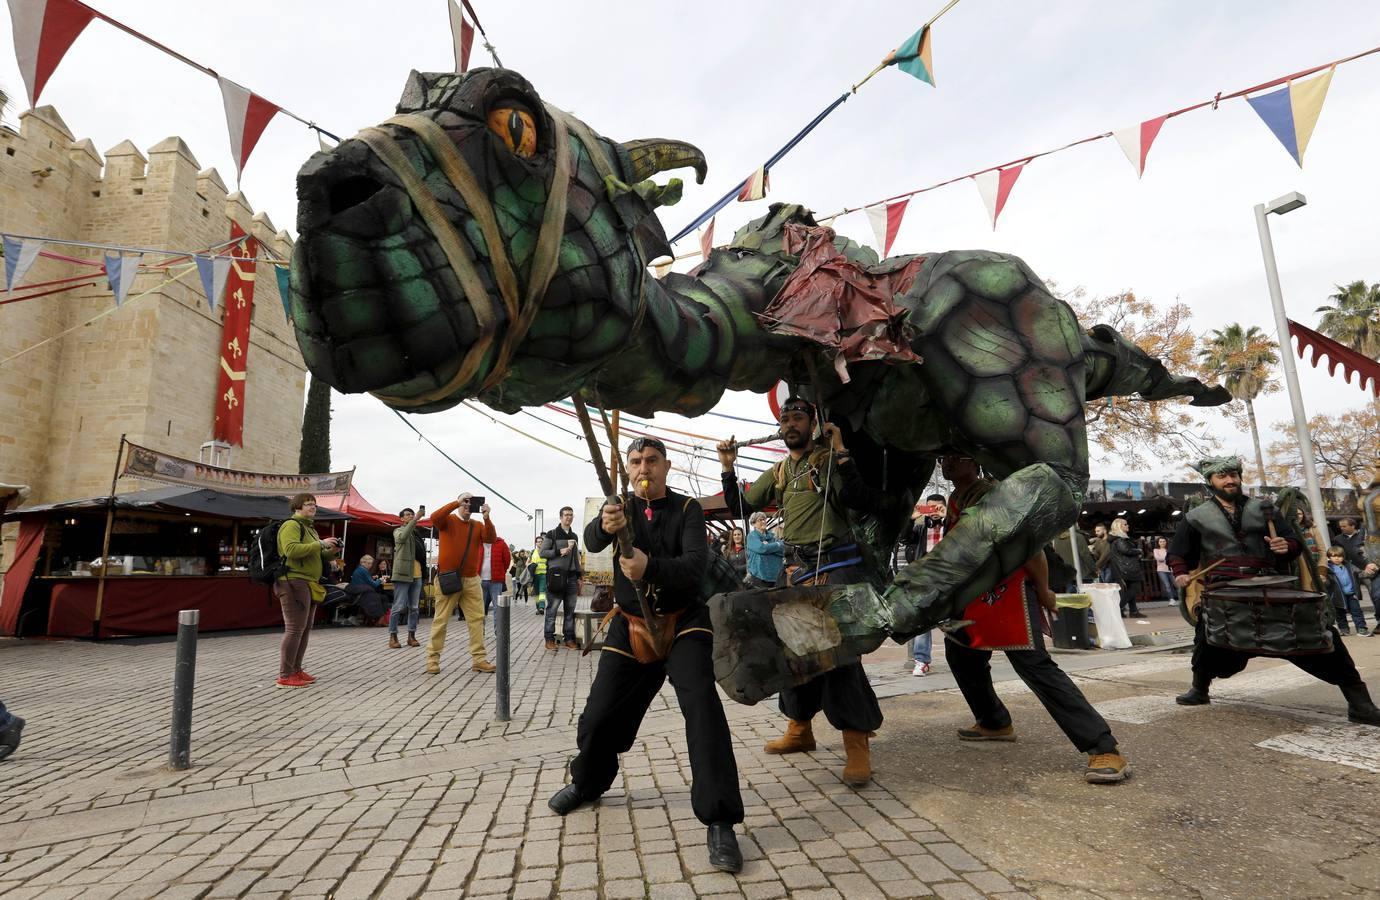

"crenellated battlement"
[0, 106, 308, 523]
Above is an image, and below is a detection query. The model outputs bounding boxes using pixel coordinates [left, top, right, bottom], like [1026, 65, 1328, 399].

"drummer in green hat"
[1166, 455, 1380, 724]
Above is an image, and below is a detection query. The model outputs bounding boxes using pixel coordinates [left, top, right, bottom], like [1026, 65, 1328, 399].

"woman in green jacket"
[275, 493, 339, 687]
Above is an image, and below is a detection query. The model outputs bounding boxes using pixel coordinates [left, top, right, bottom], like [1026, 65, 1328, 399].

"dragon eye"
[487, 107, 537, 158]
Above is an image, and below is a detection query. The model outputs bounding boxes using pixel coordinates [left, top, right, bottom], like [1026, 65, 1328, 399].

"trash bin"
[1052, 593, 1092, 650]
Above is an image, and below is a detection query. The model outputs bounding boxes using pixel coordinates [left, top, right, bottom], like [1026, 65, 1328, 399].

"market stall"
[1, 485, 350, 639]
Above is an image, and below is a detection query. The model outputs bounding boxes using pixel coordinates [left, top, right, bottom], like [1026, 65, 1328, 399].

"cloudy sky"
[4, 0, 1379, 543]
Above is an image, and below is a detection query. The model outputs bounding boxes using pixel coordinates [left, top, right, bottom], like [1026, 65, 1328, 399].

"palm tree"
[1198, 324, 1278, 490]
[1316, 280, 1380, 415]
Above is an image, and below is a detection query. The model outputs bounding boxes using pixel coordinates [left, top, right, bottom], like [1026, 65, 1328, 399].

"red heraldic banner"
[214, 223, 257, 446]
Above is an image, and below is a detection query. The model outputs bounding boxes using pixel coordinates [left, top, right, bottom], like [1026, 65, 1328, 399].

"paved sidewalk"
[0, 604, 1035, 899]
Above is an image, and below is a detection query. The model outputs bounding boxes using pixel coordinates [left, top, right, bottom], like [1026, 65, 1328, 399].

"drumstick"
[1187, 559, 1226, 584]
[1260, 499, 1279, 540]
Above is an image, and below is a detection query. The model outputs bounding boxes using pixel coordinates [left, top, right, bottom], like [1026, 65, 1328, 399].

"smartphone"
[468, 496, 486, 510]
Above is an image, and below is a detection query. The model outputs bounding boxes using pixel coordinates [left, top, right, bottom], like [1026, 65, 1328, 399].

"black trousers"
[1118, 581, 1142, 614]
[777, 557, 883, 732]
[946, 596, 1117, 755]
[570, 605, 744, 825]
[1191, 618, 1365, 686]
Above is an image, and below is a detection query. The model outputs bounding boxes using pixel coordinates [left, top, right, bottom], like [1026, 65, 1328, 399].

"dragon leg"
[885, 462, 1081, 637]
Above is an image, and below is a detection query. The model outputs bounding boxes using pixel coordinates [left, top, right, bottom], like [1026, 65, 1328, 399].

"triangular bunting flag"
[865, 205, 888, 255]
[699, 217, 715, 262]
[9, 0, 96, 107]
[1112, 115, 1168, 177]
[891, 24, 935, 86]
[865, 200, 910, 257]
[104, 252, 142, 306]
[1246, 67, 1334, 167]
[448, 0, 476, 72]
[274, 264, 293, 320]
[737, 166, 769, 202]
[972, 164, 1025, 229]
[196, 254, 232, 313]
[3, 235, 43, 292]
[1287, 67, 1334, 165]
[218, 76, 281, 180]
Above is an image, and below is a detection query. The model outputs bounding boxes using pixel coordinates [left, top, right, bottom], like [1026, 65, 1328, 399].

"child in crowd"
[1323, 546, 1370, 636]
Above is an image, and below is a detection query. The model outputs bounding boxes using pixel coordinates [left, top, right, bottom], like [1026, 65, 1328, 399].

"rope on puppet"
[460, 401, 590, 463]
[391, 409, 532, 519]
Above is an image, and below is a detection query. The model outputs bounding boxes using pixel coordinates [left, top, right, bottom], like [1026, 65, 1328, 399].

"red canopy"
[316, 486, 403, 528]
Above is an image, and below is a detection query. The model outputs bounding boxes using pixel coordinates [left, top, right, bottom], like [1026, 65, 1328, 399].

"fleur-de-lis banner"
[213, 224, 256, 447]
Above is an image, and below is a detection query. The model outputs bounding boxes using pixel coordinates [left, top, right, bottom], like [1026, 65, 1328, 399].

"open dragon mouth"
[291, 151, 484, 405]
[287, 67, 707, 412]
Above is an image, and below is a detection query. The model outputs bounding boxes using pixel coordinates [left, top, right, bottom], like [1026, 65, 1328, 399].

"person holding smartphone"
[274, 493, 339, 688]
[425, 493, 497, 674]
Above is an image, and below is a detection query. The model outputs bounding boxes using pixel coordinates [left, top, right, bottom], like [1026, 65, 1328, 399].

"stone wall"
[0, 107, 306, 571]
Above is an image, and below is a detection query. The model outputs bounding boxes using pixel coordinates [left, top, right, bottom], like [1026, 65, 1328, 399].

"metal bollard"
[169, 609, 199, 770]
[495, 592, 511, 721]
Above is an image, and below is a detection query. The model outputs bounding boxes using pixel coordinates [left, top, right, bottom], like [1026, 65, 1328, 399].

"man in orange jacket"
[425, 492, 497, 675]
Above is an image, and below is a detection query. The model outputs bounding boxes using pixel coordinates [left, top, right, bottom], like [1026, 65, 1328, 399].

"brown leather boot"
[764, 719, 815, 754]
[407, 633, 420, 647]
[841, 730, 873, 787]
[388, 634, 401, 650]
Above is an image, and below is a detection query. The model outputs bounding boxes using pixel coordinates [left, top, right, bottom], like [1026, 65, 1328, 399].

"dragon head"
[290, 67, 706, 412]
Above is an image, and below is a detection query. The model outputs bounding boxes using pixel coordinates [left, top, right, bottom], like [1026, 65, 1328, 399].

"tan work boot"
[424, 660, 440, 675]
[764, 719, 816, 754]
[407, 633, 420, 647]
[1085, 750, 1129, 784]
[956, 723, 1017, 741]
[841, 730, 873, 787]
[388, 634, 401, 650]
[472, 660, 496, 673]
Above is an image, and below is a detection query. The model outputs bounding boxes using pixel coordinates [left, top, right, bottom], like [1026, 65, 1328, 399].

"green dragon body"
[290, 68, 1230, 702]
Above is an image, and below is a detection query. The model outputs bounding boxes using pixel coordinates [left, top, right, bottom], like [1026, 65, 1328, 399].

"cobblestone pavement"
[0, 605, 1050, 898]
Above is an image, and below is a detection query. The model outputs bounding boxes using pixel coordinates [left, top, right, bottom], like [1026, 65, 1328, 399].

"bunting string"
[0, 264, 199, 367]
[663, 39, 1380, 260]
[668, 0, 964, 244]
[816, 42, 1380, 229]
[2, 232, 273, 264]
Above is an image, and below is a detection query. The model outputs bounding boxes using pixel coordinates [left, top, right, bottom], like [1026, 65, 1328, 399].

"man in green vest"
[1167, 456, 1380, 724]
[718, 397, 886, 787]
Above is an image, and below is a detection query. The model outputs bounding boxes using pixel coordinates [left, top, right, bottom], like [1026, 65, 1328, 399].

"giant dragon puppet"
[288, 69, 1230, 702]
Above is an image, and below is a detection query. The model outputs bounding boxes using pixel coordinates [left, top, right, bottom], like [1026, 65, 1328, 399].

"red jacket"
[488, 539, 511, 583]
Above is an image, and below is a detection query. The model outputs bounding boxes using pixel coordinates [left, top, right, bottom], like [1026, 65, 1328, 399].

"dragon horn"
[620, 139, 708, 185]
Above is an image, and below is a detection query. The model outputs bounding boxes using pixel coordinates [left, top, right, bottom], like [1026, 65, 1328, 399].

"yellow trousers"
[427, 575, 487, 665]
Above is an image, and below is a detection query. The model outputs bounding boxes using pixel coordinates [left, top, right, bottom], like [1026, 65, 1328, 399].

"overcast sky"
[4, 1, 1379, 543]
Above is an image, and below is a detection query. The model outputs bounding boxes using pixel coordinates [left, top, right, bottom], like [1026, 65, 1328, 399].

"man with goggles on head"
[717, 396, 889, 788]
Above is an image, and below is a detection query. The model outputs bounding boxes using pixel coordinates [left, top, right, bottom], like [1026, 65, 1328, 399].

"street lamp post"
[1253, 191, 1330, 551]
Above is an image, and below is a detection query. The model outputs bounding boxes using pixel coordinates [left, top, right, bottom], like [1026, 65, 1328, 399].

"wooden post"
[93, 435, 126, 640]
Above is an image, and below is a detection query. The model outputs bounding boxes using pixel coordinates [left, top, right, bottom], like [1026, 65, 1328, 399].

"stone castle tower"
[0, 106, 307, 512]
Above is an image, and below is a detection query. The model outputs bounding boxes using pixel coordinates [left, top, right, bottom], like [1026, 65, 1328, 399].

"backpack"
[249, 519, 303, 585]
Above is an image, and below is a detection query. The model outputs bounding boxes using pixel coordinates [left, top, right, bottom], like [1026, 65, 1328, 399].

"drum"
[1201, 575, 1333, 656]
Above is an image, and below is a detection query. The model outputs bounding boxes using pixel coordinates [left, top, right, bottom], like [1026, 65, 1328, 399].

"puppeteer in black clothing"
[546, 437, 745, 874]
[1167, 456, 1380, 725]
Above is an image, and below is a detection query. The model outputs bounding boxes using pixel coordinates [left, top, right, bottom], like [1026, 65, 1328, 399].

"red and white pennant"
[8, 0, 96, 107]
[865, 199, 909, 257]
[217, 77, 281, 182]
